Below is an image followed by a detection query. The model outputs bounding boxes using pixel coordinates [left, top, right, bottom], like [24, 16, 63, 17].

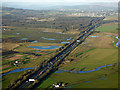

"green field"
[37, 65, 118, 88]
[2, 8, 118, 89]
[104, 16, 118, 20]
[70, 72, 118, 88]
[37, 21, 118, 88]
[2, 26, 76, 43]
[3, 24, 118, 88]
[95, 23, 118, 32]
[60, 48, 118, 71]
[2, 70, 29, 88]
[14, 42, 63, 52]
[2, 40, 66, 88]
[2, 24, 76, 88]
[59, 31, 118, 71]
[2, 42, 61, 73]
[38, 78, 56, 88]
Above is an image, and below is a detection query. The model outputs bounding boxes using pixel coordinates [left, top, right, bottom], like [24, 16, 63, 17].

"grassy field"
[37, 65, 118, 88]
[70, 72, 118, 88]
[37, 41, 118, 88]
[60, 48, 117, 71]
[2, 38, 66, 87]
[2, 15, 119, 88]
[14, 42, 63, 52]
[2, 25, 76, 88]
[2, 42, 61, 87]
[2, 26, 76, 43]
[38, 78, 56, 88]
[2, 42, 62, 73]
[2, 43, 21, 51]
[95, 23, 118, 33]
[2, 70, 30, 88]
[2, 24, 75, 73]
[59, 32, 118, 71]
[37, 21, 118, 88]
[103, 16, 118, 20]
[86, 33, 115, 48]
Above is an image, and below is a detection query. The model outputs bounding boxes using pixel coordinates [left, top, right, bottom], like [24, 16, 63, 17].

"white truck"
[85, 31, 87, 33]
[77, 40, 80, 42]
[26, 79, 35, 82]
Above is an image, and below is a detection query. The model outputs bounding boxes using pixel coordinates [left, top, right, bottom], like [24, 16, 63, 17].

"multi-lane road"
[14, 18, 103, 88]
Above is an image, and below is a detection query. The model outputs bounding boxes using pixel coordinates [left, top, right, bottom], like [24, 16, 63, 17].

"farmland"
[2, 26, 76, 43]
[2, 70, 30, 88]
[1, 6, 118, 89]
[70, 72, 118, 88]
[103, 16, 118, 21]
[2, 42, 63, 73]
[59, 33, 118, 70]
[37, 17, 118, 88]
[95, 23, 118, 33]
[2, 7, 102, 88]
[38, 65, 118, 88]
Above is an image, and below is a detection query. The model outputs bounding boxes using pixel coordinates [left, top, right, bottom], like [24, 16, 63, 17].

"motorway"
[15, 18, 103, 88]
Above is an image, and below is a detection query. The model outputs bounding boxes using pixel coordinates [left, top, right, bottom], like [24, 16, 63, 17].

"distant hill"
[2, 2, 118, 11]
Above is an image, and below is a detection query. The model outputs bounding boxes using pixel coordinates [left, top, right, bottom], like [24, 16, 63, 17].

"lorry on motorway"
[26, 79, 35, 82]
[77, 40, 80, 42]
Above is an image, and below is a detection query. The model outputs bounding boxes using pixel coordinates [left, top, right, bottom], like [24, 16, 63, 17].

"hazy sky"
[3, 0, 119, 2]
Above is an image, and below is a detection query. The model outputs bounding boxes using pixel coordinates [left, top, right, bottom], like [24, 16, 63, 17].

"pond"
[41, 36, 73, 41]
[85, 81, 92, 83]
[106, 35, 111, 37]
[41, 37, 56, 40]
[28, 45, 61, 49]
[61, 42, 69, 44]
[90, 36, 99, 37]
[99, 77, 103, 79]
[67, 37, 72, 40]
[113, 36, 120, 47]
[32, 40, 38, 43]
[16, 33, 20, 35]
[42, 31, 49, 32]
[57, 32, 63, 34]
[115, 36, 120, 47]
[21, 38, 28, 40]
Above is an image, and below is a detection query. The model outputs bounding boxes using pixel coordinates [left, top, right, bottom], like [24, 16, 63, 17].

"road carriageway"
[11, 18, 104, 89]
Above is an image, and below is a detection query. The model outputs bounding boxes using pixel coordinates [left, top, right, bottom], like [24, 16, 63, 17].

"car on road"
[39, 71, 43, 75]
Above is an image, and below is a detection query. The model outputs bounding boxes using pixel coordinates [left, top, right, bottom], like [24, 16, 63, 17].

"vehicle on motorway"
[26, 79, 35, 82]
[77, 40, 80, 42]
[39, 71, 43, 75]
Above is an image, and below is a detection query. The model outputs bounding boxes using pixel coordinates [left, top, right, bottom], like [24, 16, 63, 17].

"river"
[55, 64, 116, 74]
[1, 63, 117, 77]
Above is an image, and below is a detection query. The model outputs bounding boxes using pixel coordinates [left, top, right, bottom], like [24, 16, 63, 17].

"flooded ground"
[55, 64, 114, 74]
[2, 67, 36, 76]
[61, 42, 69, 44]
[90, 36, 99, 37]
[21, 38, 28, 40]
[28, 45, 61, 49]
[115, 36, 120, 47]
[41, 37, 56, 40]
